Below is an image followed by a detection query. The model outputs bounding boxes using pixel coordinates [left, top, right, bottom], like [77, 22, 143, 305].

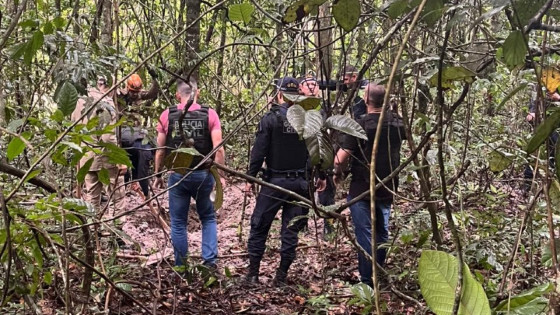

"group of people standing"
[73, 65, 406, 289]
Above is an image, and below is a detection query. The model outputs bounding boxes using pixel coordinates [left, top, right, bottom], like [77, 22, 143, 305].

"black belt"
[267, 169, 307, 178]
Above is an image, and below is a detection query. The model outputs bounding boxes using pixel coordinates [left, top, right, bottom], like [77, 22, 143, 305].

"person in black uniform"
[334, 83, 405, 287]
[298, 74, 335, 237]
[342, 65, 367, 120]
[244, 77, 311, 285]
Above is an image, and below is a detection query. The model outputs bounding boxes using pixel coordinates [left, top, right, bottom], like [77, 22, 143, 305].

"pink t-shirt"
[156, 103, 221, 135]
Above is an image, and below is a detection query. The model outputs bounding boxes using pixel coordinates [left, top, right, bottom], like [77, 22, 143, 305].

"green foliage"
[209, 166, 223, 211]
[488, 150, 514, 173]
[418, 250, 491, 315]
[428, 66, 476, 88]
[325, 115, 367, 140]
[228, 3, 255, 24]
[165, 147, 202, 173]
[98, 168, 110, 185]
[286, 105, 332, 169]
[99, 143, 132, 168]
[387, 0, 411, 19]
[55, 81, 78, 116]
[496, 83, 528, 112]
[495, 283, 553, 314]
[6, 133, 29, 161]
[510, 0, 547, 28]
[525, 110, 560, 154]
[348, 283, 375, 314]
[305, 132, 334, 170]
[502, 31, 527, 69]
[282, 0, 328, 24]
[332, 0, 361, 32]
[422, 0, 445, 26]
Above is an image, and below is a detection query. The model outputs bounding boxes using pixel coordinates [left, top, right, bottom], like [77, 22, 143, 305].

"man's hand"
[315, 178, 327, 192]
[549, 92, 560, 102]
[244, 182, 254, 196]
[526, 112, 535, 122]
[220, 177, 227, 189]
[153, 176, 165, 189]
[148, 67, 158, 79]
[118, 165, 128, 176]
[333, 174, 344, 186]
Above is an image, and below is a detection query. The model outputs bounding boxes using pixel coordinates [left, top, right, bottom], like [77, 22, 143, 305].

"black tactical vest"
[267, 105, 308, 171]
[165, 105, 213, 166]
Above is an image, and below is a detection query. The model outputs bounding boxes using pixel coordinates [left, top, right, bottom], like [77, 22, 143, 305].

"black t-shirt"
[340, 111, 405, 201]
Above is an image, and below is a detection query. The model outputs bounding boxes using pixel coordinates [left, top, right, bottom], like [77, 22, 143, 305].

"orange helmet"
[127, 74, 143, 92]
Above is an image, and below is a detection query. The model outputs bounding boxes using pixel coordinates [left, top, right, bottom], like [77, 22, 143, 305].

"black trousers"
[124, 139, 153, 197]
[247, 176, 309, 263]
[318, 176, 335, 233]
[525, 130, 558, 180]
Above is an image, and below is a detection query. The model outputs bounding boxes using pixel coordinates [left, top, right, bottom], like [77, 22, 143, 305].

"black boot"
[273, 259, 292, 287]
[245, 258, 260, 284]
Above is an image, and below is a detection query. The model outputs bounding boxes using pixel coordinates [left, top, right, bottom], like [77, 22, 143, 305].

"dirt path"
[111, 181, 418, 314]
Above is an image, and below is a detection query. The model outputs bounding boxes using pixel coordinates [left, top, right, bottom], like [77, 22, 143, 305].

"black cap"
[274, 76, 299, 94]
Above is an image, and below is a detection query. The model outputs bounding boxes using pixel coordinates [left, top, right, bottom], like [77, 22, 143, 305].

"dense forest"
[2, 0, 560, 314]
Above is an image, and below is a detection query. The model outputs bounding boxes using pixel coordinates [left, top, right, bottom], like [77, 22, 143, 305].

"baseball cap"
[127, 74, 143, 92]
[274, 76, 299, 94]
[298, 74, 317, 84]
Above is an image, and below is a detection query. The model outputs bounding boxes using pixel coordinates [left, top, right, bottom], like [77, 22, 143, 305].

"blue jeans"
[168, 171, 217, 266]
[349, 196, 392, 286]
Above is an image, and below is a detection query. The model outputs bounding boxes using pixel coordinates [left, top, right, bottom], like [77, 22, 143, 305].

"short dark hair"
[366, 83, 385, 108]
[177, 78, 197, 97]
[343, 65, 358, 75]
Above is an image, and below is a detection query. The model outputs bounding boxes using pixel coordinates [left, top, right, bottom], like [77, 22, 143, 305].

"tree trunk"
[183, 0, 201, 80]
[215, 14, 227, 115]
[101, 0, 113, 46]
[315, 4, 332, 80]
[89, 0, 104, 45]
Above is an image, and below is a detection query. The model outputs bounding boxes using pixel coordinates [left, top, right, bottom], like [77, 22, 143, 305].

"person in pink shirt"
[154, 78, 226, 268]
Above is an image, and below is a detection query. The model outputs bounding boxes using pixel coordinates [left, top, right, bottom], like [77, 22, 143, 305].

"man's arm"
[140, 80, 160, 101]
[211, 129, 226, 166]
[154, 132, 166, 175]
[247, 116, 272, 177]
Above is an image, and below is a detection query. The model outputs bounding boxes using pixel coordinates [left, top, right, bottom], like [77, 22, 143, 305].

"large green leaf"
[228, 3, 255, 24]
[98, 168, 110, 185]
[287, 104, 307, 137]
[511, 0, 547, 28]
[541, 238, 560, 268]
[165, 147, 202, 174]
[305, 132, 334, 170]
[6, 136, 26, 161]
[495, 283, 553, 314]
[77, 158, 94, 183]
[418, 250, 491, 315]
[549, 181, 560, 213]
[387, 0, 411, 19]
[526, 110, 560, 154]
[282, 0, 328, 24]
[23, 30, 44, 65]
[56, 81, 78, 116]
[100, 142, 132, 167]
[332, 0, 361, 32]
[325, 115, 367, 140]
[209, 166, 223, 211]
[488, 150, 514, 173]
[303, 110, 323, 139]
[422, 0, 445, 26]
[283, 94, 321, 110]
[502, 30, 527, 69]
[429, 66, 476, 88]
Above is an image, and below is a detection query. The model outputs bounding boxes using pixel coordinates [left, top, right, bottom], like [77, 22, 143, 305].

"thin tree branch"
[0, 0, 29, 52]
